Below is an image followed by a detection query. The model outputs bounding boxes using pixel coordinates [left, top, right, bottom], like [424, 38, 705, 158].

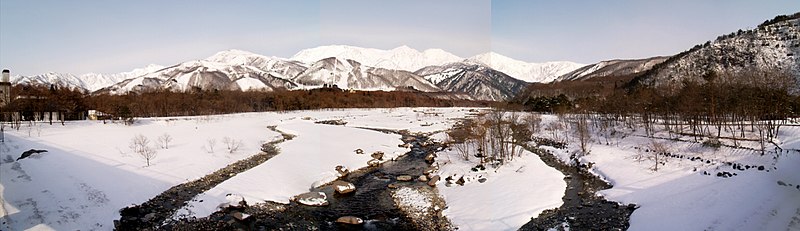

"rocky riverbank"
[519, 139, 636, 231]
[143, 128, 452, 230]
[114, 127, 293, 230]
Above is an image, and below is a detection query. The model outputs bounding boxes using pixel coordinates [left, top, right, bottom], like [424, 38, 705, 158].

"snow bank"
[179, 118, 409, 218]
[0, 108, 477, 230]
[549, 114, 800, 231]
[435, 148, 566, 231]
[0, 113, 283, 230]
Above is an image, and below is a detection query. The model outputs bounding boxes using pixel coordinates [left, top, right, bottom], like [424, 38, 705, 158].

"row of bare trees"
[446, 110, 533, 166]
[518, 69, 798, 152]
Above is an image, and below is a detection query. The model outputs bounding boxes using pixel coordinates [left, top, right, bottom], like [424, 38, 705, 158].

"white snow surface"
[291, 45, 462, 72]
[11, 64, 165, 92]
[179, 118, 410, 217]
[0, 113, 282, 230]
[293, 45, 583, 83]
[0, 107, 474, 230]
[467, 52, 584, 83]
[435, 147, 566, 231]
[4, 108, 792, 231]
[535, 114, 800, 231]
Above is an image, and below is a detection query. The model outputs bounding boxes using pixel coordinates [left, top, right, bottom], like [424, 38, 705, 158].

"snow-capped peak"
[467, 52, 584, 83]
[291, 45, 462, 72]
[206, 49, 281, 65]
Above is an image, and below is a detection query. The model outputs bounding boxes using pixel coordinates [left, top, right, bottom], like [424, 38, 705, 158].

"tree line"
[514, 69, 800, 153]
[2, 86, 489, 121]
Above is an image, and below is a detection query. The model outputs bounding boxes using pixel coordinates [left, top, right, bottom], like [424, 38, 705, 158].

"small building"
[1, 69, 11, 107]
[88, 110, 111, 120]
[0, 69, 86, 123]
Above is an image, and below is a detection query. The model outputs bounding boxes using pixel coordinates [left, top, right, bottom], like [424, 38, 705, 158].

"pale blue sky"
[0, 0, 796, 75]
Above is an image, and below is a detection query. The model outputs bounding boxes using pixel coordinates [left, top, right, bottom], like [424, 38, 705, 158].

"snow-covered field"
[0, 108, 474, 230]
[536, 115, 800, 231]
[434, 148, 565, 230]
[2, 108, 798, 231]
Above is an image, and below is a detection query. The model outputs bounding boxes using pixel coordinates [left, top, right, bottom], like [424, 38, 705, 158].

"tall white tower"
[0, 69, 11, 107]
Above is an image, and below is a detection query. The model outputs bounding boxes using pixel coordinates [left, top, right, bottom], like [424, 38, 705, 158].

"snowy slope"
[13, 46, 582, 100]
[415, 62, 529, 101]
[292, 57, 441, 91]
[99, 59, 298, 94]
[468, 52, 583, 83]
[11, 64, 164, 92]
[638, 13, 800, 87]
[206, 49, 307, 79]
[555, 57, 668, 82]
[435, 147, 565, 230]
[534, 114, 800, 231]
[291, 45, 462, 72]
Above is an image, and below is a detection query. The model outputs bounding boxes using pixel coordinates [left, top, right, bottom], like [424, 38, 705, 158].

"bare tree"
[525, 113, 542, 137]
[574, 114, 591, 156]
[545, 121, 565, 143]
[157, 133, 173, 149]
[447, 120, 474, 161]
[222, 136, 243, 154]
[205, 138, 217, 154]
[130, 134, 158, 167]
[648, 140, 670, 172]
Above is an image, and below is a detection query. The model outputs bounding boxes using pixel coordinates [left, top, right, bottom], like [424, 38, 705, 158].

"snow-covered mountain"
[293, 45, 583, 83]
[467, 52, 584, 83]
[206, 49, 307, 79]
[555, 57, 669, 82]
[15, 46, 581, 101]
[292, 57, 440, 91]
[99, 59, 298, 94]
[291, 45, 462, 72]
[12, 64, 165, 92]
[415, 62, 529, 101]
[637, 13, 800, 88]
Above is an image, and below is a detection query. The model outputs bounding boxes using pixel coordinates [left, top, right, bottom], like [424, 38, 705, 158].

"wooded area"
[2, 86, 489, 121]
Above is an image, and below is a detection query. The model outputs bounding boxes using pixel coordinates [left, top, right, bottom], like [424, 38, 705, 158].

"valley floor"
[0, 108, 798, 231]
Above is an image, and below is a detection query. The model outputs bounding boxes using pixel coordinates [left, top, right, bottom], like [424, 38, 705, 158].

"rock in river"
[295, 192, 329, 206]
[336, 216, 364, 225]
[331, 180, 356, 194]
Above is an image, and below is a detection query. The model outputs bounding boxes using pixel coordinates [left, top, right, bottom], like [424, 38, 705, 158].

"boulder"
[424, 153, 436, 162]
[423, 166, 438, 175]
[16, 149, 48, 161]
[295, 192, 328, 206]
[232, 212, 250, 221]
[336, 216, 364, 225]
[418, 175, 428, 182]
[371, 151, 385, 160]
[455, 177, 466, 186]
[388, 183, 400, 189]
[142, 213, 156, 222]
[335, 165, 349, 176]
[367, 159, 381, 167]
[219, 194, 246, 209]
[354, 149, 364, 154]
[427, 175, 440, 187]
[478, 178, 487, 183]
[402, 136, 417, 143]
[331, 181, 356, 194]
[397, 175, 413, 181]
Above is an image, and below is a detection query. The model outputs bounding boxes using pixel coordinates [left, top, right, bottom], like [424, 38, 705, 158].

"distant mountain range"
[10, 12, 799, 102]
[11, 45, 584, 101]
